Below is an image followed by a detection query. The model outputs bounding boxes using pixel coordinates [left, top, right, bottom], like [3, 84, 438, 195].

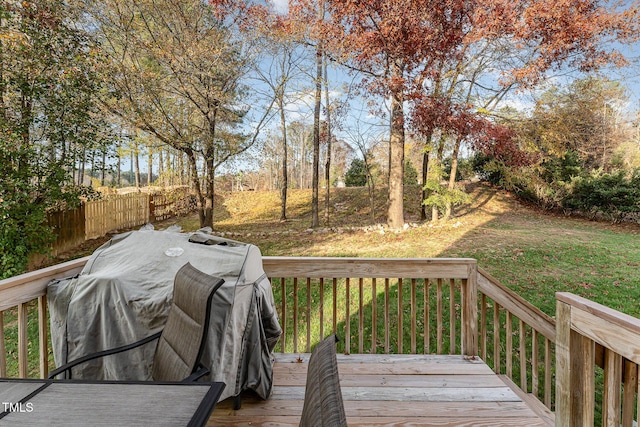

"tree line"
[1, 0, 638, 277]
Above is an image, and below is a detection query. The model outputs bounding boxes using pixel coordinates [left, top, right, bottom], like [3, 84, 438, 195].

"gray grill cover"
[47, 227, 282, 401]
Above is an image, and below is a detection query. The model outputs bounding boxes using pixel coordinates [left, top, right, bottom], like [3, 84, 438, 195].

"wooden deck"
[209, 354, 554, 426]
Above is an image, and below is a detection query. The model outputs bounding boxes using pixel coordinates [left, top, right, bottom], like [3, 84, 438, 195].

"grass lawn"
[170, 181, 640, 319]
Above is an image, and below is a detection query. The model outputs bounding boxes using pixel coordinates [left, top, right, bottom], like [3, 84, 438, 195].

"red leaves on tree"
[317, 0, 636, 168]
[474, 0, 640, 85]
[316, 0, 472, 95]
[208, 0, 271, 32]
[214, 0, 636, 170]
[410, 95, 533, 167]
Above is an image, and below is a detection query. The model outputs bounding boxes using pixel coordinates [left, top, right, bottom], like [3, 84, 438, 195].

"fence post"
[149, 194, 155, 223]
[555, 294, 597, 427]
[555, 298, 571, 427]
[462, 261, 478, 356]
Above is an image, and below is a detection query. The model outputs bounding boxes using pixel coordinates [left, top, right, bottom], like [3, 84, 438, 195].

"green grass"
[2, 302, 54, 379]
[174, 182, 640, 320]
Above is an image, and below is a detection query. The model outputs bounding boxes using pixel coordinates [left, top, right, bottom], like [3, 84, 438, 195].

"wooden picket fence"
[46, 206, 86, 256]
[84, 193, 150, 239]
[47, 188, 193, 255]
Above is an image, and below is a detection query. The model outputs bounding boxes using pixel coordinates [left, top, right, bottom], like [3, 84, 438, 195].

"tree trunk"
[203, 152, 215, 228]
[431, 137, 446, 222]
[101, 147, 107, 186]
[431, 173, 439, 222]
[279, 99, 288, 221]
[366, 163, 376, 223]
[90, 150, 96, 181]
[129, 152, 133, 185]
[166, 149, 172, 185]
[133, 151, 141, 188]
[445, 135, 462, 219]
[185, 154, 192, 189]
[147, 148, 153, 186]
[420, 132, 433, 221]
[116, 133, 122, 186]
[185, 149, 205, 226]
[324, 55, 331, 226]
[79, 148, 86, 186]
[116, 147, 121, 187]
[178, 152, 185, 186]
[387, 64, 405, 229]
[72, 145, 77, 185]
[158, 149, 164, 183]
[311, 44, 322, 228]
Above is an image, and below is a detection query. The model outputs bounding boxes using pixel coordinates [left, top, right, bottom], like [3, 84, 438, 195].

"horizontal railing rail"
[0, 257, 87, 378]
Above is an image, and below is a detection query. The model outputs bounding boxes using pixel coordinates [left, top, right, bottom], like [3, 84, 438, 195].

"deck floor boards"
[209, 354, 554, 426]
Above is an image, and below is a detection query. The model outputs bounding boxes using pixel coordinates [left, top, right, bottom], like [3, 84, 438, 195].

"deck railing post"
[555, 298, 571, 427]
[570, 329, 595, 424]
[556, 293, 599, 427]
[461, 262, 478, 356]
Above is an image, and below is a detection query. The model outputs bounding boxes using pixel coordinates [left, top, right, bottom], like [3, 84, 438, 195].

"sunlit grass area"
[174, 182, 640, 319]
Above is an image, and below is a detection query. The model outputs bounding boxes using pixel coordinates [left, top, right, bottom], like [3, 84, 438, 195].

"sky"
[140, 0, 640, 174]
[256, 0, 640, 120]
[271, 0, 288, 14]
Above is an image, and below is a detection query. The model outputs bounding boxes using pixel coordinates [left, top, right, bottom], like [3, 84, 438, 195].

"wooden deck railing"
[0, 257, 86, 378]
[556, 292, 640, 427]
[478, 268, 557, 411]
[1, 255, 638, 426]
[262, 257, 478, 357]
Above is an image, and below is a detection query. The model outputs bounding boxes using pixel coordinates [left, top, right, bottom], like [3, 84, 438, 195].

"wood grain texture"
[209, 354, 552, 426]
[17, 303, 28, 378]
[479, 268, 555, 341]
[462, 264, 478, 356]
[37, 296, 48, 379]
[555, 300, 571, 427]
[0, 257, 87, 311]
[556, 292, 640, 337]
[498, 375, 555, 426]
[621, 359, 637, 427]
[262, 257, 476, 279]
[603, 349, 622, 427]
[570, 305, 640, 365]
[570, 331, 595, 425]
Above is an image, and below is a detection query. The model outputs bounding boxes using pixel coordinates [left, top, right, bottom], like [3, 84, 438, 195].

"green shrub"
[540, 152, 582, 184]
[404, 159, 419, 186]
[563, 170, 640, 222]
[0, 197, 53, 279]
[423, 161, 470, 217]
[345, 159, 368, 187]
